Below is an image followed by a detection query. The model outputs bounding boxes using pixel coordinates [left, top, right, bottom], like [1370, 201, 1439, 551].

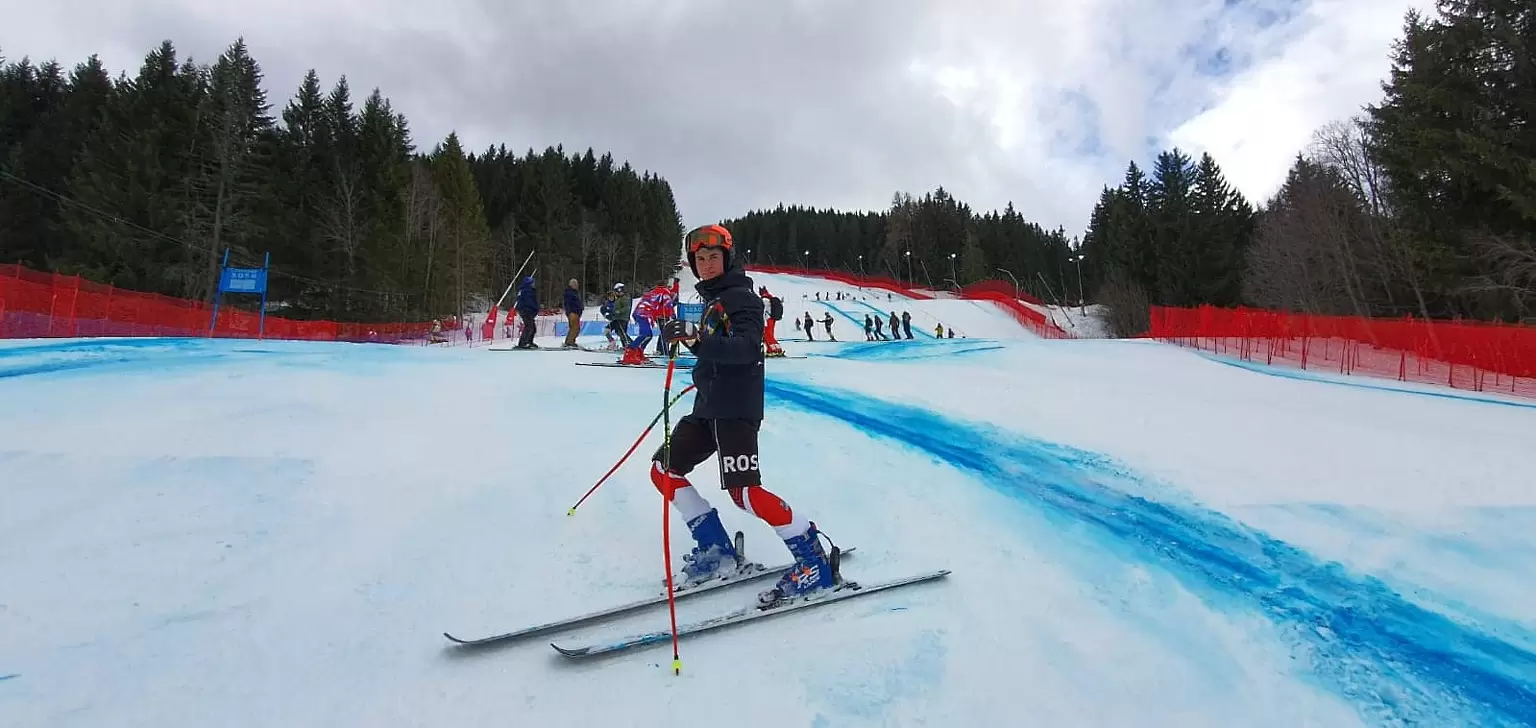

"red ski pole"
[659, 341, 683, 675]
[566, 383, 695, 516]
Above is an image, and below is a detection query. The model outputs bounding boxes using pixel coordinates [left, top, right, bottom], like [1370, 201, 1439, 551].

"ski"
[574, 361, 694, 370]
[442, 547, 857, 647]
[490, 346, 606, 353]
[549, 569, 950, 659]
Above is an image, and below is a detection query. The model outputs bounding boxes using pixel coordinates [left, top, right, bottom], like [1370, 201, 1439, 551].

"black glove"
[660, 318, 698, 348]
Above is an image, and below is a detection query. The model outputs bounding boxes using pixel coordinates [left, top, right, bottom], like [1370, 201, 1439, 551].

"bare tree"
[404, 160, 444, 314]
[1098, 266, 1151, 337]
[1463, 232, 1536, 318]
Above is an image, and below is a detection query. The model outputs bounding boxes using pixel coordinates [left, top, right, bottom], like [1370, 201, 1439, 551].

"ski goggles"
[686, 225, 732, 254]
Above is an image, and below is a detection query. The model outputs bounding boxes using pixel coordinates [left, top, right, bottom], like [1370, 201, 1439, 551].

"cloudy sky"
[5, 0, 1431, 236]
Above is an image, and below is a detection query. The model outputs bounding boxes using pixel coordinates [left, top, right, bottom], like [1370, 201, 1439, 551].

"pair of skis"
[443, 545, 949, 658]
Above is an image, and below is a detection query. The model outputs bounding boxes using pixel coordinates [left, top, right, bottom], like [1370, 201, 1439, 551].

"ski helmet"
[685, 224, 733, 277]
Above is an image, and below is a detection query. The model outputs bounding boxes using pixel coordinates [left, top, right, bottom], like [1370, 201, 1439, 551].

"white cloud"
[1, 0, 1428, 233]
[1168, 0, 1434, 205]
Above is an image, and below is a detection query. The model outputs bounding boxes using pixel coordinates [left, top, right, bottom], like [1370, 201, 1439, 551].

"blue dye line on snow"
[815, 300, 875, 333]
[843, 298, 938, 339]
[826, 340, 1005, 363]
[1197, 351, 1536, 411]
[0, 673, 17, 681]
[764, 378, 1536, 726]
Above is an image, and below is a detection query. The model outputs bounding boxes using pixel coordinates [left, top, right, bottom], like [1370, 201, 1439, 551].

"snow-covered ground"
[3, 268, 1535, 727]
[1030, 302, 1113, 338]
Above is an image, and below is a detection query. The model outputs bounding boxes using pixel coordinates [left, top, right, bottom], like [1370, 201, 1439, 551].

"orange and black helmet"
[685, 224, 733, 276]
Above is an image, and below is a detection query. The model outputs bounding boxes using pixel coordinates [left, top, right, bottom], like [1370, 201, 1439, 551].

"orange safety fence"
[1149, 305, 1536, 399]
[745, 264, 1073, 339]
[0, 264, 436, 344]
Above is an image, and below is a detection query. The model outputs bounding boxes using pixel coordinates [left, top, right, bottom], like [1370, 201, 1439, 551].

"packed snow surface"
[2, 269, 1535, 727]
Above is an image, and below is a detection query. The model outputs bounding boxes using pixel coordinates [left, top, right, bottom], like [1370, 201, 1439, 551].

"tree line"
[723, 188, 1080, 304]
[0, 38, 683, 322]
[1083, 0, 1535, 333]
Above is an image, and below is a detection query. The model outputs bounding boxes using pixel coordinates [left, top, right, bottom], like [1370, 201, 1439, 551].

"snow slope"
[749, 270, 1037, 342]
[3, 282, 1536, 726]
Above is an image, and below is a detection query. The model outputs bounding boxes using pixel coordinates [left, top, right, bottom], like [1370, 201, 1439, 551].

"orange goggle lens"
[687, 227, 731, 254]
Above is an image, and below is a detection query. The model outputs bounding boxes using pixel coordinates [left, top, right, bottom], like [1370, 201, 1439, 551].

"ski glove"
[660, 318, 698, 348]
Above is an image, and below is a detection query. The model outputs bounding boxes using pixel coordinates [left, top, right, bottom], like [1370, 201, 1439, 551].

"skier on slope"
[760, 286, 785, 358]
[621, 282, 672, 365]
[653, 224, 838, 608]
[608, 284, 633, 351]
[513, 276, 540, 349]
[645, 279, 675, 356]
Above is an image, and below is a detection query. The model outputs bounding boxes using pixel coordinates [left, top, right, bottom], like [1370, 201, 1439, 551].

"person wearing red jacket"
[759, 286, 785, 357]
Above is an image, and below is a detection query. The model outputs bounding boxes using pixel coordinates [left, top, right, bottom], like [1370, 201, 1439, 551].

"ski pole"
[565, 384, 695, 516]
[659, 340, 683, 676]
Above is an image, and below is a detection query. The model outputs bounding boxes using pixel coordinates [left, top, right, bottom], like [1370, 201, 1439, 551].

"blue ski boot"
[757, 524, 838, 609]
[679, 508, 742, 585]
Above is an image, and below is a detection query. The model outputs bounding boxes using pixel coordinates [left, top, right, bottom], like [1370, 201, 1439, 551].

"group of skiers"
[503, 275, 679, 359]
[595, 279, 682, 364]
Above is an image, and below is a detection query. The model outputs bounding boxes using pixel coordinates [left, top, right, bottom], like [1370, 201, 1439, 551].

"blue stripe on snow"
[1196, 351, 1536, 411]
[764, 378, 1536, 726]
[843, 298, 938, 338]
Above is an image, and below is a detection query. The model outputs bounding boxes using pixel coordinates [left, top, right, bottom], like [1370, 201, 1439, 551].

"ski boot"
[757, 524, 839, 609]
[678, 508, 745, 585]
[765, 344, 786, 358]
[618, 347, 648, 365]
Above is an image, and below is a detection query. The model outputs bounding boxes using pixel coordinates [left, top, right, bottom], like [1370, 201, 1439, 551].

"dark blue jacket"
[514, 277, 539, 314]
[563, 287, 583, 315]
[688, 265, 764, 420]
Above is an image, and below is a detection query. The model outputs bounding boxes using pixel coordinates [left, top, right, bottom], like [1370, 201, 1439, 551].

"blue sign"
[219, 267, 268, 294]
[677, 303, 705, 321]
[209, 250, 271, 338]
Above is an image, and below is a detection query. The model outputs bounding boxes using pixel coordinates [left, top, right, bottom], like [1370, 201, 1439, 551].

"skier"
[901, 311, 913, 340]
[760, 286, 785, 357]
[935, 322, 945, 338]
[645, 282, 676, 358]
[863, 314, 873, 341]
[624, 284, 668, 365]
[563, 279, 584, 349]
[600, 293, 618, 350]
[608, 284, 633, 352]
[513, 276, 539, 349]
[802, 312, 815, 342]
[872, 313, 886, 340]
[820, 312, 835, 341]
[652, 223, 838, 608]
[888, 312, 900, 341]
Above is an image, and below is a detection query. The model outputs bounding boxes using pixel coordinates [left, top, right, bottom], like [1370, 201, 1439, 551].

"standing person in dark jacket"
[562, 279, 583, 348]
[514, 276, 539, 349]
[608, 283, 632, 350]
[872, 313, 886, 340]
[901, 311, 913, 340]
[863, 314, 874, 340]
[821, 312, 836, 341]
[888, 311, 900, 340]
[802, 311, 815, 341]
[653, 224, 837, 608]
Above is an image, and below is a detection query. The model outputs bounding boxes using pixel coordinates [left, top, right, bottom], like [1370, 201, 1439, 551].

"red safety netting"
[0, 264, 436, 344]
[1149, 305, 1536, 399]
[746, 264, 1073, 339]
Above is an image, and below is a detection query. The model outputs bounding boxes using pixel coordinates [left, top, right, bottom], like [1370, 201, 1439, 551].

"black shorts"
[653, 416, 760, 489]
